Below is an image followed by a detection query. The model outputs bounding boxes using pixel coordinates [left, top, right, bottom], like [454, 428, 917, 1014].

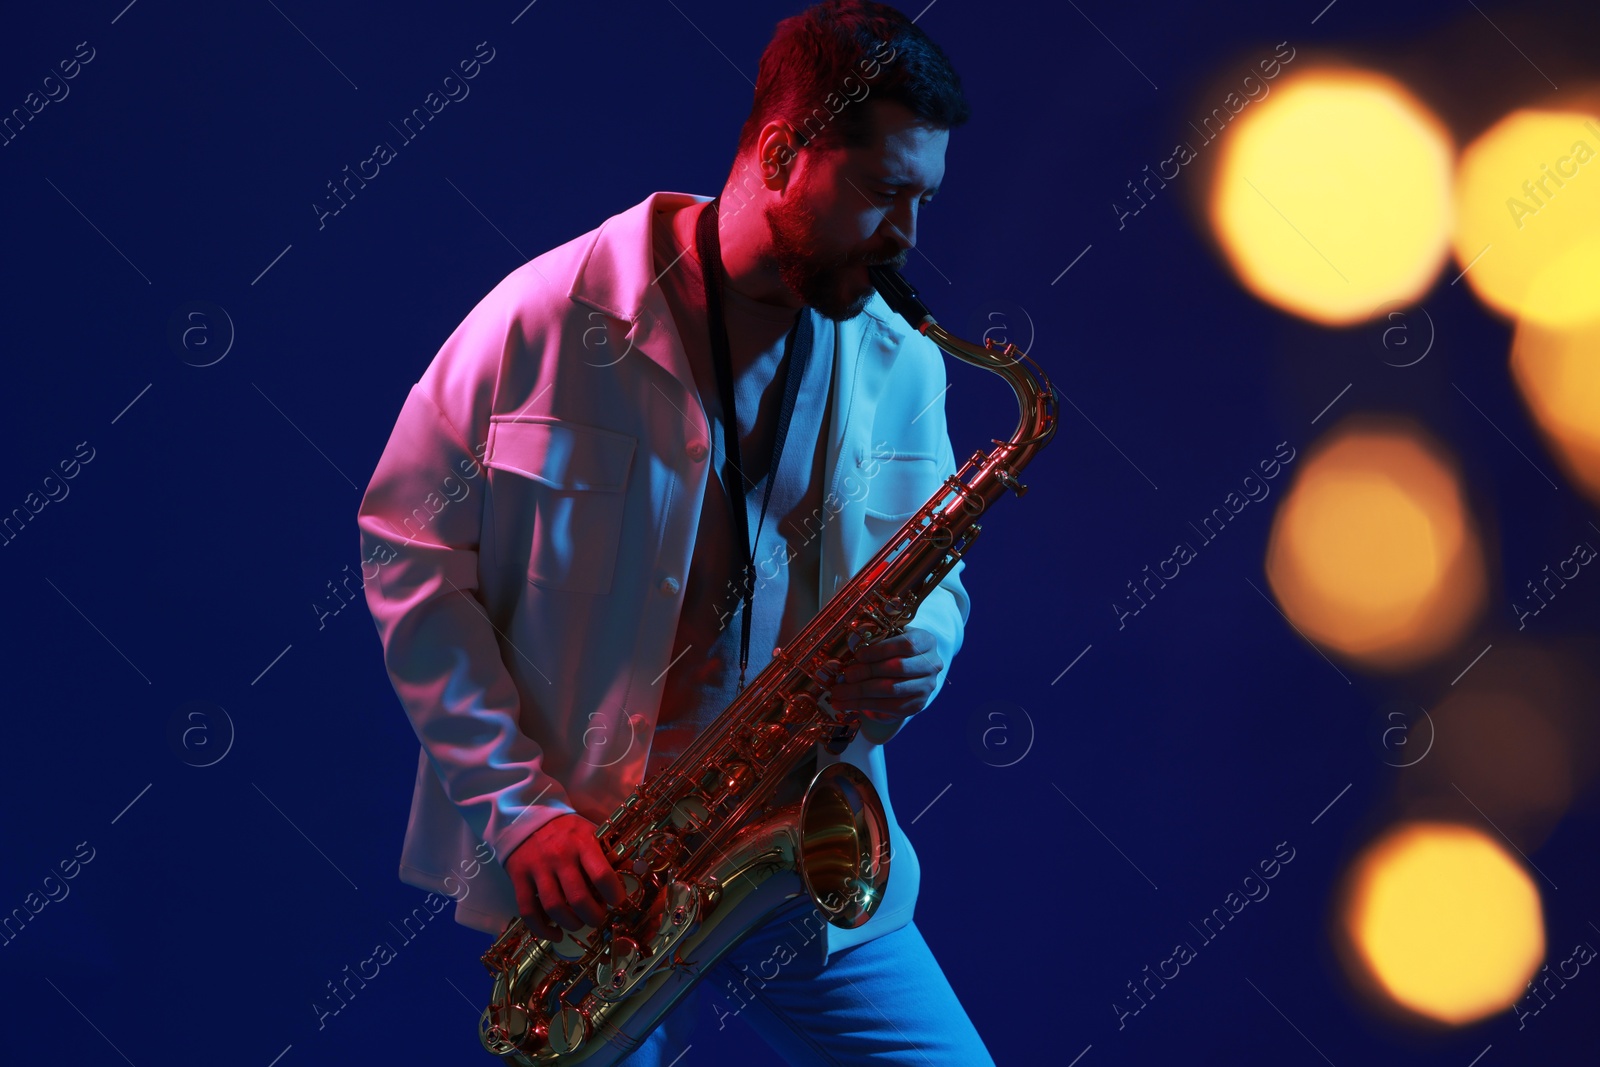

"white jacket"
[357, 190, 970, 959]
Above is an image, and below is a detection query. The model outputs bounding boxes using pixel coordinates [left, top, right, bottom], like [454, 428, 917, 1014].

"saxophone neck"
[921, 319, 1059, 463]
[868, 264, 1060, 461]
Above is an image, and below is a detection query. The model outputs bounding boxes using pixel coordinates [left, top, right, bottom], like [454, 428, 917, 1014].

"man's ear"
[757, 121, 801, 190]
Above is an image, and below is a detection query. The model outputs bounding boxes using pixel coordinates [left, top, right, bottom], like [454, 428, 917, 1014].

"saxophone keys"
[612, 934, 640, 964]
[780, 692, 818, 724]
[810, 657, 844, 686]
[736, 721, 789, 761]
[636, 829, 683, 872]
[479, 1002, 525, 1052]
[757, 721, 789, 759]
[997, 467, 1025, 494]
[544, 1003, 590, 1054]
[497, 1001, 530, 1045]
[719, 759, 756, 798]
[595, 935, 641, 994]
[666, 879, 701, 928]
[546, 924, 590, 961]
[667, 795, 711, 832]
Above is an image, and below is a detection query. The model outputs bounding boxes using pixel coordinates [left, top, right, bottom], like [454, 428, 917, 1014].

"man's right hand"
[504, 813, 629, 941]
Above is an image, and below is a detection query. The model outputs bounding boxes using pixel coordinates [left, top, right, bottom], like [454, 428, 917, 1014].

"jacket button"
[687, 441, 708, 462]
[659, 576, 681, 595]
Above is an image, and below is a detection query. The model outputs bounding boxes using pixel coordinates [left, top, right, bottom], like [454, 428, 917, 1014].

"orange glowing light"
[1264, 420, 1485, 669]
[1341, 822, 1544, 1025]
[1209, 69, 1454, 324]
[1511, 316, 1600, 500]
[1453, 109, 1600, 327]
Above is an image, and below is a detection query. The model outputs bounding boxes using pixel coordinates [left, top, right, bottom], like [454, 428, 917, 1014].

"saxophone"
[477, 265, 1060, 1064]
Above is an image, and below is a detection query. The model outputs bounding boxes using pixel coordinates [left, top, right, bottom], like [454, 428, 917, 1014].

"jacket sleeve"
[357, 293, 577, 866]
[860, 335, 972, 747]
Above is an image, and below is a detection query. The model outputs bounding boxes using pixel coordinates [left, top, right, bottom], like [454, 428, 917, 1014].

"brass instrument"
[478, 265, 1060, 1064]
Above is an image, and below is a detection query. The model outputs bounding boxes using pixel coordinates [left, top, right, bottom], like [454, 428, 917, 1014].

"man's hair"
[736, 0, 970, 158]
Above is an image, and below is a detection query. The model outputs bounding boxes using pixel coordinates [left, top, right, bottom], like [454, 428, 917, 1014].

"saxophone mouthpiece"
[867, 265, 934, 331]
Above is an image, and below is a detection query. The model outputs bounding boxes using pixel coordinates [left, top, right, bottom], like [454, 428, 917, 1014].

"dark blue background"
[2, 1, 1597, 1064]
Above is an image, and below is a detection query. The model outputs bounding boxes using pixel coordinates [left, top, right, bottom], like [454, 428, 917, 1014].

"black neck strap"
[695, 196, 814, 693]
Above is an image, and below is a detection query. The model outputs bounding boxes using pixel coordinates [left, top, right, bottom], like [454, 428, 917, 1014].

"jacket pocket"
[861, 452, 940, 520]
[485, 415, 636, 596]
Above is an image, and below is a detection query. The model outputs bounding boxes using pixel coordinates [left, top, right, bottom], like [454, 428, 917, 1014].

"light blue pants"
[615, 897, 995, 1066]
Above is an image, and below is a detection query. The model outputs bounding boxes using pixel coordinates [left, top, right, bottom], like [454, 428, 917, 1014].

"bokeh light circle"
[1264, 420, 1485, 669]
[1341, 822, 1544, 1025]
[1511, 316, 1600, 500]
[1453, 109, 1600, 327]
[1209, 69, 1454, 324]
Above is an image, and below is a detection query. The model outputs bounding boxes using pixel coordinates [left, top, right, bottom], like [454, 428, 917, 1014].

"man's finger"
[841, 655, 906, 683]
[851, 634, 918, 662]
[856, 704, 916, 722]
[580, 844, 628, 908]
[534, 868, 583, 933]
[840, 656, 941, 689]
[830, 676, 902, 704]
[522, 900, 560, 941]
[513, 879, 555, 939]
[557, 863, 609, 929]
[853, 628, 937, 663]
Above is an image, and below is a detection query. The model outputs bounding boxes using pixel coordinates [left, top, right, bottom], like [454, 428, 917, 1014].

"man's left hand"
[820, 626, 943, 727]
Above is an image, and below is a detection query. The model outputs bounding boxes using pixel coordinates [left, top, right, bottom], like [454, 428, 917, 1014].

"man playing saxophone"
[358, 2, 992, 1062]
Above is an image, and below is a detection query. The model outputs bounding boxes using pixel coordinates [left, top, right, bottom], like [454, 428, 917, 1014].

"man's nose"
[876, 200, 918, 253]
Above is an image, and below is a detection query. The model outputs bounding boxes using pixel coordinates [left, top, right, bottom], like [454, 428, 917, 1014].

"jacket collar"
[567, 190, 691, 324]
[566, 190, 909, 396]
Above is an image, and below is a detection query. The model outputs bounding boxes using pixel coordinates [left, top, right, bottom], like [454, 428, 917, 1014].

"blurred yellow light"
[1264, 421, 1484, 669]
[1343, 823, 1544, 1025]
[1209, 69, 1454, 324]
[1453, 109, 1600, 327]
[1511, 317, 1600, 499]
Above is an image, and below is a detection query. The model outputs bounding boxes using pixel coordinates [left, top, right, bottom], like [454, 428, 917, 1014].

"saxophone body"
[478, 266, 1060, 1064]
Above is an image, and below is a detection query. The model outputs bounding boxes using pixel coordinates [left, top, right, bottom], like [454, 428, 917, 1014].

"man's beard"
[763, 190, 905, 322]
